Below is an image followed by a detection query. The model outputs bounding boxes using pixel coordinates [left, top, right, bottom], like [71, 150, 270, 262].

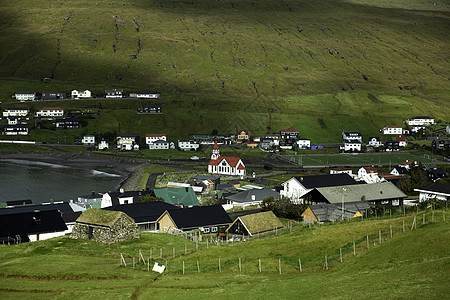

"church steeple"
[211, 140, 220, 160]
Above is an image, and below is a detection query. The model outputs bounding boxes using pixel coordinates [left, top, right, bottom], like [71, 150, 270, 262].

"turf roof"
[234, 211, 283, 235]
[76, 208, 133, 228]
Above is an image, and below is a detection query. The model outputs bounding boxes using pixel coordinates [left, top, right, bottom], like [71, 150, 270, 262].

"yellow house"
[301, 204, 365, 223]
[236, 130, 249, 142]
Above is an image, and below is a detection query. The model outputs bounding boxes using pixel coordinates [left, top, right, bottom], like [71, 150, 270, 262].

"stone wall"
[71, 215, 140, 243]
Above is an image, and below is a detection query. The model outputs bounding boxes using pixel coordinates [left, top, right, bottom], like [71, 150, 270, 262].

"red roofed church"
[208, 141, 246, 177]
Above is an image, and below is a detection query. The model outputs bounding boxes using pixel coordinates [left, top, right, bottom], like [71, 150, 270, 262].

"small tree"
[261, 196, 307, 220]
[139, 195, 164, 203]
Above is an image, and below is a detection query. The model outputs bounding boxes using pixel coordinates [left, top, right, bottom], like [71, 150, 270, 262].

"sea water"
[0, 159, 125, 204]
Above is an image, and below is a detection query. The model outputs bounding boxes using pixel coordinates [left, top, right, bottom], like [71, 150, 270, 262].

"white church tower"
[211, 140, 220, 160]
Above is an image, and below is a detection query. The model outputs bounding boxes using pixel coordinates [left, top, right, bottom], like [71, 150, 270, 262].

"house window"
[164, 227, 168, 232]
[204, 227, 210, 233]
[211, 227, 217, 233]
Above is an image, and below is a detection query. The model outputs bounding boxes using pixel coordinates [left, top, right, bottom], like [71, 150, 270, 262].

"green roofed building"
[226, 211, 283, 237]
[71, 208, 139, 243]
[153, 187, 199, 207]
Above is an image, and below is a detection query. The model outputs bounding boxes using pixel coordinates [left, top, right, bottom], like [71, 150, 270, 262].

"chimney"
[33, 210, 41, 222]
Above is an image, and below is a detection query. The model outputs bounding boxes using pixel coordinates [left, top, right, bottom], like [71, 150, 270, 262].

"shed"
[301, 201, 371, 223]
[71, 208, 139, 243]
[226, 211, 283, 237]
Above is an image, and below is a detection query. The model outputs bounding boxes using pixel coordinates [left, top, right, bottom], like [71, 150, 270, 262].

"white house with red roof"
[396, 136, 407, 147]
[35, 107, 64, 117]
[208, 141, 246, 177]
[357, 166, 383, 184]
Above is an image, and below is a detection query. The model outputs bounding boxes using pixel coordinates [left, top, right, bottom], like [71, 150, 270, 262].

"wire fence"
[118, 208, 447, 275]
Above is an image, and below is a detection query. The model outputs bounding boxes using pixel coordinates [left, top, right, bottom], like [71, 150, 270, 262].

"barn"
[71, 208, 139, 243]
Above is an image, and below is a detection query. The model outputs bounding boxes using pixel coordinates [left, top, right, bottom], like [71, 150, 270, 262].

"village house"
[3, 108, 29, 117]
[71, 89, 92, 99]
[301, 202, 371, 223]
[390, 166, 408, 176]
[301, 182, 407, 207]
[98, 139, 109, 150]
[280, 174, 356, 204]
[264, 134, 281, 146]
[146, 134, 167, 149]
[426, 167, 448, 182]
[3, 124, 28, 135]
[0, 210, 67, 244]
[280, 129, 299, 140]
[104, 201, 179, 232]
[385, 140, 400, 152]
[54, 117, 79, 129]
[367, 137, 383, 148]
[259, 138, 275, 151]
[77, 192, 104, 208]
[407, 116, 435, 126]
[399, 160, 419, 170]
[357, 166, 382, 184]
[105, 89, 123, 98]
[71, 208, 140, 243]
[178, 140, 199, 151]
[117, 135, 140, 151]
[41, 92, 66, 100]
[223, 188, 279, 209]
[236, 130, 249, 142]
[157, 205, 231, 238]
[297, 138, 311, 149]
[82, 135, 96, 145]
[226, 211, 283, 238]
[153, 187, 200, 207]
[137, 104, 162, 114]
[208, 141, 246, 177]
[35, 107, 64, 118]
[340, 141, 362, 152]
[330, 167, 353, 176]
[6, 117, 20, 125]
[342, 131, 362, 143]
[129, 91, 160, 99]
[414, 183, 450, 202]
[0, 202, 75, 216]
[14, 92, 36, 101]
[101, 189, 153, 208]
[432, 138, 450, 150]
[396, 136, 407, 147]
[381, 125, 403, 135]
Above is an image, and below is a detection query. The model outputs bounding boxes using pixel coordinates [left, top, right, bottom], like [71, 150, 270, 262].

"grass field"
[0, 210, 448, 299]
[283, 152, 438, 166]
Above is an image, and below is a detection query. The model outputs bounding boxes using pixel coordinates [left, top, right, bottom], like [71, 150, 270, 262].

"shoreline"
[0, 151, 148, 191]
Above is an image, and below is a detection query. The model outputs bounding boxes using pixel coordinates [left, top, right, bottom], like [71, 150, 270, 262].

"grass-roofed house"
[71, 208, 139, 243]
[226, 211, 283, 238]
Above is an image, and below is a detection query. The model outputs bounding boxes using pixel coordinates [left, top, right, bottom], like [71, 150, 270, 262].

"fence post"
[183, 261, 185, 275]
[259, 258, 262, 273]
[207, 239, 209, 249]
[298, 258, 302, 272]
[432, 210, 434, 222]
[379, 230, 381, 244]
[340, 248, 342, 263]
[239, 257, 242, 273]
[165, 259, 168, 272]
[367, 235, 369, 249]
[148, 258, 150, 272]
[279, 259, 282, 274]
[197, 260, 200, 273]
[185, 244, 187, 255]
[390, 225, 393, 238]
[324, 256, 328, 270]
[423, 213, 425, 225]
[219, 258, 221, 272]
[150, 248, 152, 260]
[196, 242, 198, 251]
[411, 216, 416, 230]
[133, 257, 135, 269]
[402, 220, 405, 233]
[353, 241, 356, 256]
[173, 247, 175, 258]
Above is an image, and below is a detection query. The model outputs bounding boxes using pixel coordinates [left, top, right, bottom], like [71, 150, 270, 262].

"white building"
[146, 134, 167, 145]
[71, 90, 92, 99]
[407, 116, 435, 126]
[15, 92, 36, 101]
[381, 126, 403, 135]
[330, 167, 353, 176]
[82, 135, 96, 145]
[35, 107, 64, 117]
[297, 138, 311, 149]
[414, 183, 450, 202]
[117, 135, 140, 151]
[98, 139, 109, 150]
[357, 166, 382, 184]
[105, 89, 123, 98]
[367, 137, 383, 148]
[340, 142, 362, 152]
[342, 131, 362, 143]
[4, 124, 28, 135]
[136, 92, 160, 99]
[148, 140, 170, 150]
[208, 141, 246, 177]
[3, 108, 29, 117]
[178, 140, 199, 151]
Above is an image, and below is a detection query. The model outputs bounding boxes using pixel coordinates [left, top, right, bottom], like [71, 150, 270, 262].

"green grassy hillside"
[0, 0, 449, 103]
[0, 213, 448, 299]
